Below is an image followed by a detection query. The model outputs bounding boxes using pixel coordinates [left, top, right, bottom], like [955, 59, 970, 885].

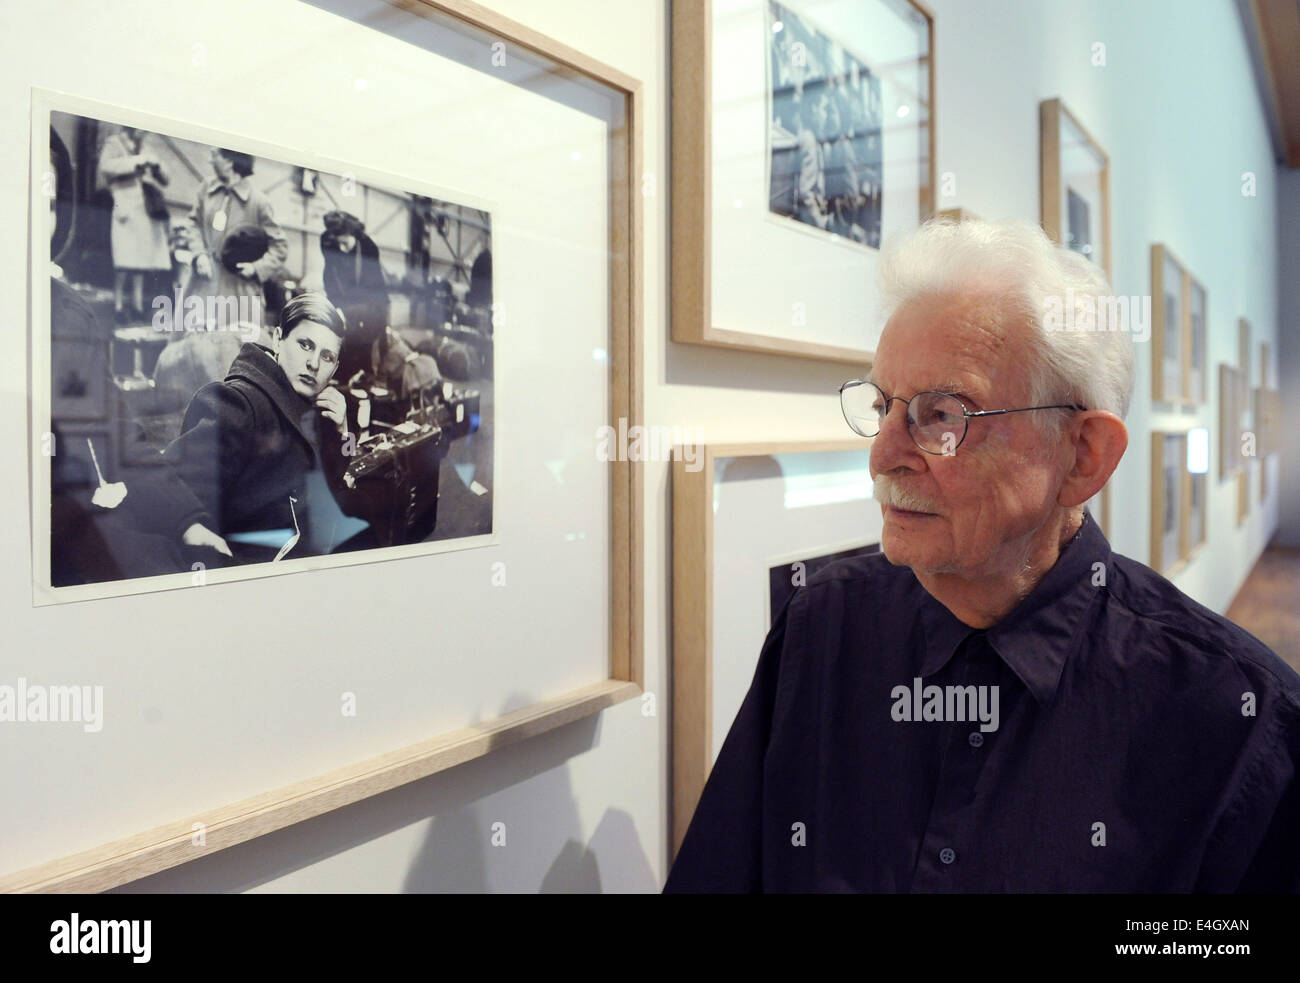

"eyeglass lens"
[842, 382, 966, 452]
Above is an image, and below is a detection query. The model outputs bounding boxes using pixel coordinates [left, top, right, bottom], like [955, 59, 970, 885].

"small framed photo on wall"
[1236, 318, 1253, 524]
[672, 440, 879, 855]
[1040, 98, 1110, 281]
[1151, 244, 1188, 405]
[1187, 277, 1207, 406]
[1186, 426, 1209, 555]
[671, 0, 936, 364]
[1150, 430, 1188, 577]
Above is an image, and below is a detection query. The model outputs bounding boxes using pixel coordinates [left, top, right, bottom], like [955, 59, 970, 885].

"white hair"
[876, 217, 1135, 440]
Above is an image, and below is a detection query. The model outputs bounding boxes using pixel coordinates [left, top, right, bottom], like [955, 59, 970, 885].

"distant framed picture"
[1151, 244, 1188, 405]
[1186, 426, 1209, 554]
[1236, 318, 1253, 524]
[1150, 430, 1187, 576]
[1188, 277, 1207, 405]
[671, 0, 935, 363]
[1258, 387, 1281, 458]
[1040, 98, 1110, 281]
[672, 440, 878, 855]
[1218, 363, 1245, 480]
[1259, 341, 1273, 502]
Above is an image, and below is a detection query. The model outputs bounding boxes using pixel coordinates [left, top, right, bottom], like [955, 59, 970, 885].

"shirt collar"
[206, 176, 251, 203]
[916, 508, 1109, 706]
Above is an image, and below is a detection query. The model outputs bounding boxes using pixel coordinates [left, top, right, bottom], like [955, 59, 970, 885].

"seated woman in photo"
[140, 292, 353, 564]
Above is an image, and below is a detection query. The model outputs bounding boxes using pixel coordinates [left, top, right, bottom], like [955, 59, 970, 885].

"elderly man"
[664, 218, 1300, 893]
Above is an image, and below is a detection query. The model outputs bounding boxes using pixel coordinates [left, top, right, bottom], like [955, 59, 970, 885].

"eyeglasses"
[839, 379, 1087, 455]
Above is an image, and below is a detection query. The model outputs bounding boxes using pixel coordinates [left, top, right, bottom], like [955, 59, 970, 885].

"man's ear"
[1059, 411, 1128, 509]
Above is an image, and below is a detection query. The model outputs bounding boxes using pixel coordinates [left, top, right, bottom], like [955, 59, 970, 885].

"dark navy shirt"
[664, 509, 1300, 892]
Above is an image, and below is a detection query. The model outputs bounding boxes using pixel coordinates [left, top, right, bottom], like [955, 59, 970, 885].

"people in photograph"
[320, 209, 389, 382]
[51, 127, 127, 586]
[821, 75, 866, 240]
[665, 217, 1300, 893]
[185, 146, 288, 331]
[140, 292, 352, 563]
[97, 125, 171, 323]
[794, 84, 831, 230]
[464, 247, 492, 314]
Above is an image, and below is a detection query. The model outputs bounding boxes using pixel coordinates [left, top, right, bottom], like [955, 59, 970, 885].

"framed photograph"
[1218, 363, 1246, 480]
[1150, 430, 1188, 576]
[1187, 276, 1207, 405]
[1258, 387, 1281, 459]
[1186, 426, 1209, 554]
[1151, 244, 1188, 405]
[1259, 341, 1273, 501]
[671, 0, 935, 363]
[36, 92, 504, 600]
[1236, 318, 1254, 524]
[6, 0, 642, 892]
[1040, 98, 1110, 281]
[672, 440, 879, 854]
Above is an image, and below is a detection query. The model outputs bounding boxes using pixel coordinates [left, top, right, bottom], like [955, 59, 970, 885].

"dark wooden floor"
[1226, 543, 1300, 675]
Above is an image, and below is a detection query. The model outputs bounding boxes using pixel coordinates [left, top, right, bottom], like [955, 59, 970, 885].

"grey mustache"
[874, 477, 939, 514]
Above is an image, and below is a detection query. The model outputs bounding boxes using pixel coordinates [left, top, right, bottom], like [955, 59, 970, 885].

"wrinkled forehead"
[873, 290, 1029, 401]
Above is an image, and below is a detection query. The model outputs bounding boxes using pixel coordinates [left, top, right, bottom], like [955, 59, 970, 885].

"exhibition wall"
[0, 0, 1283, 892]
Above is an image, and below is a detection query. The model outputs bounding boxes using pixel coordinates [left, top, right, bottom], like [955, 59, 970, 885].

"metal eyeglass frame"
[839, 379, 1088, 455]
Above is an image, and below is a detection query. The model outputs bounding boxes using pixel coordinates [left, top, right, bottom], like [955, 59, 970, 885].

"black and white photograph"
[1159, 432, 1184, 572]
[766, 0, 883, 246]
[1190, 279, 1207, 402]
[766, 541, 879, 626]
[1188, 426, 1209, 550]
[1161, 251, 1183, 401]
[37, 96, 495, 600]
[1066, 186, 1092, 259]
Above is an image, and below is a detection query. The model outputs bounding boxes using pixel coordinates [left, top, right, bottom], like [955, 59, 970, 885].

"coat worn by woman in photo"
[186, 176, 288, 327]
[141, 342, 353, 562]
[321, 221, 390, 383]
[97, 129, 170, 272]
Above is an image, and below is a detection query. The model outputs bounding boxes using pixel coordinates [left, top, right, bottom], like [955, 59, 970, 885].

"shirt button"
[968, 732, 984, 748]
[939, 847, 956, 865]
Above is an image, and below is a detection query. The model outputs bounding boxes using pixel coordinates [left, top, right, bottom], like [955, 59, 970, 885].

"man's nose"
[869, 398, 922, 475]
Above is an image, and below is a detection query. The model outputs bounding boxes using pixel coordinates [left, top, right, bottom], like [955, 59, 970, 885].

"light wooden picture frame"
[671, 0, 936, 364]
[1259, 341, 1271, 500]
[1040, 98, 1111, 282]
[3, 0, 644, 893]
[1186, 426, 1209, 556]
[1219, 363, 1245, 481]
[1150, 430, 1189, 577]
[1187, 275, 1208, 406]
[1237, 318, 1252, 523]
[671, 439, 876, 855]
[1151, 243, 1189, 405]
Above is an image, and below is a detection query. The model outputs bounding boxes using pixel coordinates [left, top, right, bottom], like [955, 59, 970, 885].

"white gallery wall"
[0, 0, 1282, 892]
